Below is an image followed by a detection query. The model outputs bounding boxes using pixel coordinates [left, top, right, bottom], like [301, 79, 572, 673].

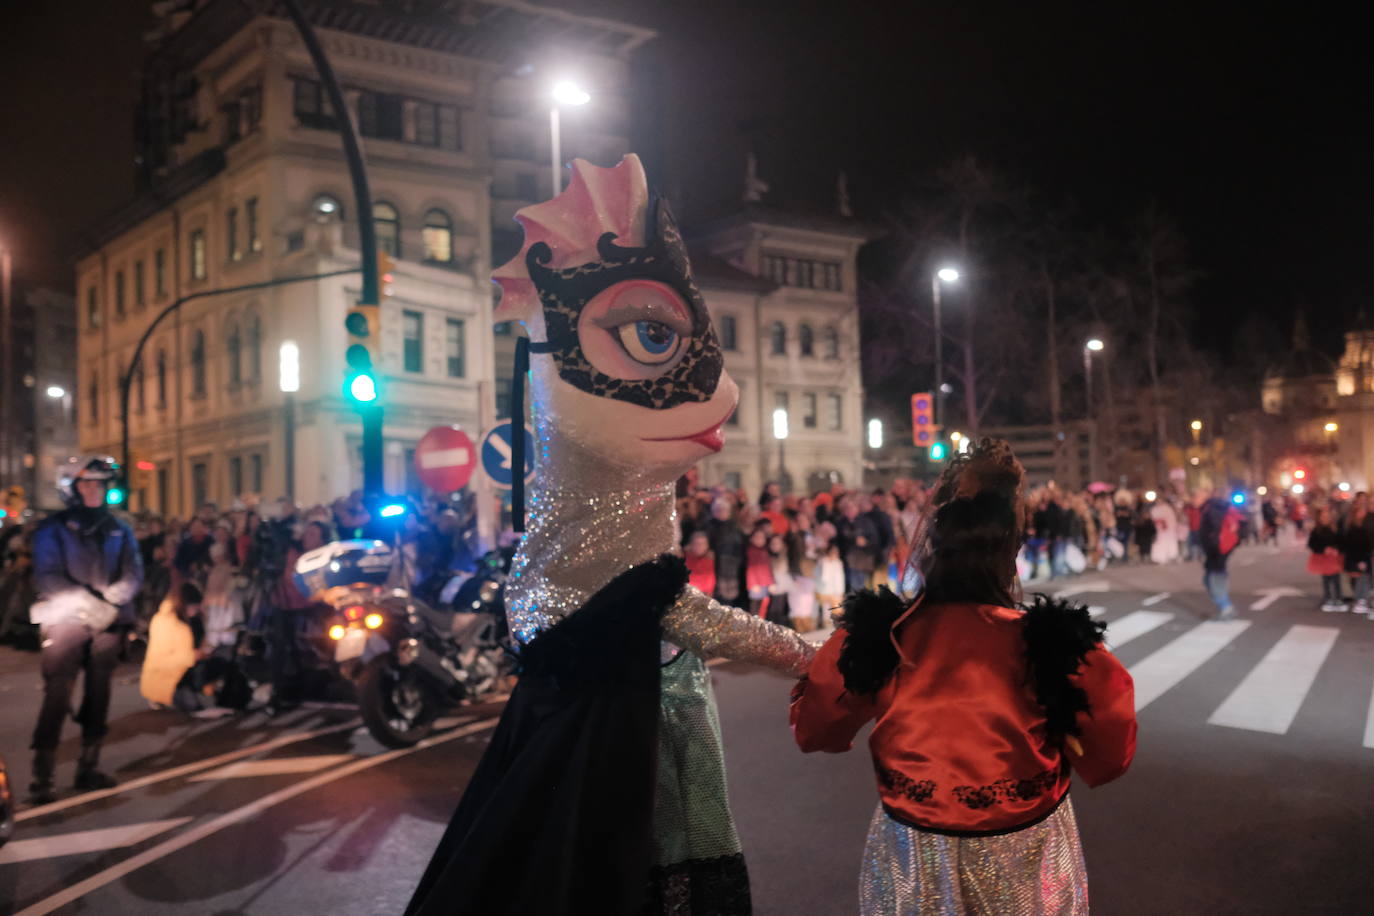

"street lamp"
[1324, 421, 1338, 433]
[773, 406, 789, 491]
[867, 418, 883, 450]
[930, 266, 960, 429]
[1084, 338, 1106, 481]
[45, 386, 66, 399]
[279, 341, 300, 501]
[549, 80, 590, 195]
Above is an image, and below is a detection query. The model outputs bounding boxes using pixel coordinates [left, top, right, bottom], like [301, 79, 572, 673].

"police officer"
[28, 456, 144, 803]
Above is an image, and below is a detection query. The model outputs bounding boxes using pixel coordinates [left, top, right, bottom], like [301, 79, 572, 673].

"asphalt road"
[2, 542, 1372, 914]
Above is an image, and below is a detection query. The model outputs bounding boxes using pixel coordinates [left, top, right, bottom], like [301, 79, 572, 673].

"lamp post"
[867, 418, 883, 450]
[279, 341, 300, 502]
[1084, 338, 1105, 480]
[1, 244, 12, 486]
[773, 407, 789, 492]
[930, 266, 959, 430]
[549, 80, 590, 195]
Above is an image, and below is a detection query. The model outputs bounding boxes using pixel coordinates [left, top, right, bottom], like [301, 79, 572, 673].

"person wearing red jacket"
[791, 439, 1136, 915]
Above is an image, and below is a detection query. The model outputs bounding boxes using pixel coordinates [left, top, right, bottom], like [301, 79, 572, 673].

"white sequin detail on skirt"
[859, 798, 1088, 915]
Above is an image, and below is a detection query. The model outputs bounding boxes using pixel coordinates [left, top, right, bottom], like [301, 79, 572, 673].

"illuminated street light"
[1339, 481, 1352, 492]
[549, 81, 591, 195]
[1257, 485, 1269, 496]
[936, 266, 960, 284]
[279, 341, 300, 394]
[772, 407, 789, 492]
[1145, 490, 1158, 501]
[1324, 422, 1339, 433]
[867, 418, 883, 449]
[1190, 457, 1200, 466]
[1190, 419, 1203, 431]
[931, 267, 961, 430]
[45, 385, 65, 399]
[1292, 483, 1305, 495]
[1085, 338, 1105, 352]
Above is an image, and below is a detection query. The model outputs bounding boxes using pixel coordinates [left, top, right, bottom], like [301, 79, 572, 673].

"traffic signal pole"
[281, 0, 384, 497]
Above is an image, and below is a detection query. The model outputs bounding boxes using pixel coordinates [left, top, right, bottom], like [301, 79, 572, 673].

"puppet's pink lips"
[641, 410, 733, 452]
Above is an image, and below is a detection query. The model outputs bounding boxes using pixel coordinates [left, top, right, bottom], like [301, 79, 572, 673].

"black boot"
[29, 747, 57, 804]
[74, 741, 117, 791]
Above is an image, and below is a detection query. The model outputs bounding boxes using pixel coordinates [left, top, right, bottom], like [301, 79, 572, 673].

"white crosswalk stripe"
[1127, 619, 1251, 711]
[1102, 610, 1173, 650]
[0, 818, 192, 866]
[1207, 625, 1338, 734]
[187, 754, 355, 782]
[1364, 680, 1374, 749]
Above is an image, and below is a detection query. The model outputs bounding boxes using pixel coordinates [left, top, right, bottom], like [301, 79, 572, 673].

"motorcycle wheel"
[357, 657, 437, 748]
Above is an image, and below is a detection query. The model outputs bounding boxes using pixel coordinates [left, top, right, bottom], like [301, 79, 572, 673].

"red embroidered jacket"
[790, 601, 1136, 835]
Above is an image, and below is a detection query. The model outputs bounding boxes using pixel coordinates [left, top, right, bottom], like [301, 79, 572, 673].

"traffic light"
[911, 392, 938, 448]
[343, 249, 393, 404]
[928, 441, 948, 462]
[104, 462, 127, 507]
[1293, 468, 1307, 481]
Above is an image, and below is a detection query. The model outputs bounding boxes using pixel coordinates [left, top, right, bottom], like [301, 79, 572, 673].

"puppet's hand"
[662, 585, 817, 677]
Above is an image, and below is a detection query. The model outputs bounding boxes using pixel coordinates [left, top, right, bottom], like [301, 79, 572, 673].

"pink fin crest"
[492, 155, 649, 322]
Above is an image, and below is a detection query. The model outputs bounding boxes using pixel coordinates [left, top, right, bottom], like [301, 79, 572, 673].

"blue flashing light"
[1231, 491, 1246, 505]
[379, 503, 406, 518]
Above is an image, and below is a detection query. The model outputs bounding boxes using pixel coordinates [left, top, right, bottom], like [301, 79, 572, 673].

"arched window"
[311, 194, 343, 221]
[770, 321, 787, 356]
[156, 350, 167, 407]
[823, 327, 840, 359]
[88, 373, 99, 423]
[422, 208, 454, 264]
[246, 314, 261, 381]
[227, 322, 242, 387]
[374, 201, 400, 257]
[799, 323, 815, 357]
[191, 330, 206, 397]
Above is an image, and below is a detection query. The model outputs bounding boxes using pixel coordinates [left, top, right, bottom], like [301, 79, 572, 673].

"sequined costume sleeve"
[662, 585, 816, 677]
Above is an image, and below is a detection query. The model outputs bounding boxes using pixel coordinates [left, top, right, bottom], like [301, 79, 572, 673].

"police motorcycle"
[294, 528, 513, 748]
[0, 753, 14, 849]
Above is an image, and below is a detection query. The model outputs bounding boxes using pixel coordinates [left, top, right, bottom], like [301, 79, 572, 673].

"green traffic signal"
[106, 486, 126, 506]
[347, 372, 379, 403]
[928, 441, 948, 462]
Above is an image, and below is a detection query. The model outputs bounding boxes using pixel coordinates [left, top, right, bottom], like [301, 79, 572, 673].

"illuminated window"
[422, 209, 454, 263]
[189, 229, 207, 280]
[374, 202, 400, 257]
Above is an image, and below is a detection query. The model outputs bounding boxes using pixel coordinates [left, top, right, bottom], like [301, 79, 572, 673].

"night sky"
[2, 1, 1369, 360]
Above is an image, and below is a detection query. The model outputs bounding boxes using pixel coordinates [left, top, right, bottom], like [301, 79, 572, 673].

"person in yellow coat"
[140, 583, 204, 708]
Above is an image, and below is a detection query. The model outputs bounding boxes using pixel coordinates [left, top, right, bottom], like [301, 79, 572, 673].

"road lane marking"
[0, 818, 192, 866]
[1250, 587, 1304, 611]
[186, 754, 355, 782]
[1365, 680, 1374, 749]
[1208, 625, 1338, 734]
[1053, 581, 1110, 599]
[16, 720, 362, 822]
[1143, 592, 1170, 607]
[1129, 620, 1250, 711]
[14, 717, 501, 916]
[1103, 610, 1173, 651]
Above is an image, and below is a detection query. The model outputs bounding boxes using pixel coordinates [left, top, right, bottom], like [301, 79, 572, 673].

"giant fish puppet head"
[493, 155, 738, 485]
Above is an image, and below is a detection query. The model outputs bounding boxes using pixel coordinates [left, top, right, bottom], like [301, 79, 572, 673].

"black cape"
[406, 555, 688, 916]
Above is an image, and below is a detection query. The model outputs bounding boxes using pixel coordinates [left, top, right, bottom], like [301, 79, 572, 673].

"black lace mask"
[524, 197, 724, 410]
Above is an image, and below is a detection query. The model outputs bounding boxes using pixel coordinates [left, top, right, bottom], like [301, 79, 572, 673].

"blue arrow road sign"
[480, 421, 535, 489]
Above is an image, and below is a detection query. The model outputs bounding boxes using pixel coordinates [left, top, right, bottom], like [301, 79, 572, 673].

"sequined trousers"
[648, 650, 751, 915]
[860, 799, 1088, 916]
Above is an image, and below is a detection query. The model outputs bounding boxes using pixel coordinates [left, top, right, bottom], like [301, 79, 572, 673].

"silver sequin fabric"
[664, 586, 815, 677]
[859, 799, 1089, 915]
[506, 479, 679, 644]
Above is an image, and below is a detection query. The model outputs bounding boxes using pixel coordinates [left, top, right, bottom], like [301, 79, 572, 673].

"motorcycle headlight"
[328, 624, 346, 641]
[364, 613, 384, 630]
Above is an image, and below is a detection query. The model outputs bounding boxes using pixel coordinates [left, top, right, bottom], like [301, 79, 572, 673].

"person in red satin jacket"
[790, 438, 1136, 915]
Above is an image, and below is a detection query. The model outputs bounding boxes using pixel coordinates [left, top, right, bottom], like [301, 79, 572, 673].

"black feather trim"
[837, 586, 909, 695]
[1020, 594, 1107, 743]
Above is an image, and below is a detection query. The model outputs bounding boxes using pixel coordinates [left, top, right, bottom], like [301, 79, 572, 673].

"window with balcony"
[423, 209, 454, 264]
[770, 321, 787, 355]
[374, 202, 401, 258]
[292, 78, 336, 129]
[403, 310, 423, 373]
[446, 318, 465, 378]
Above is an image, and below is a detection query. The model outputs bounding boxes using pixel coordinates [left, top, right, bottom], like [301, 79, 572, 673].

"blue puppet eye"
[616, 320, 682, 365]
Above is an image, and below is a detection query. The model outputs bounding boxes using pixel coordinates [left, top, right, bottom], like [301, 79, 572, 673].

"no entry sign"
[414, 426, 477, 492]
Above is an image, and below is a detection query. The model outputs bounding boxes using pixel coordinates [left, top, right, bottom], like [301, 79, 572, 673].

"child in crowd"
[684, 530, 716, 598]
[816, 542, 846, 622]
[1307, 507, 1344, 611]
[745, 525, 776, 618]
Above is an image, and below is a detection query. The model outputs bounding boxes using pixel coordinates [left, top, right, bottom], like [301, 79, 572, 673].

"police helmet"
[58, 455, 119, 508]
